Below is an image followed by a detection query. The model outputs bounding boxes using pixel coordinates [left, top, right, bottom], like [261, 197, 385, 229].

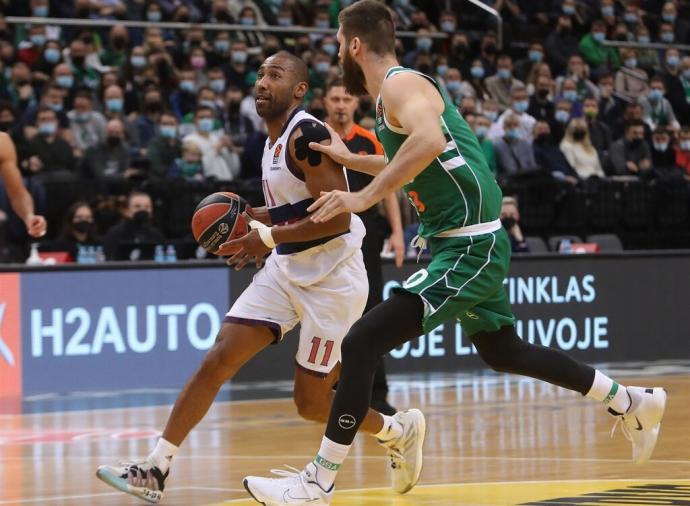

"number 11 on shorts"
[307, 337, 334, 367]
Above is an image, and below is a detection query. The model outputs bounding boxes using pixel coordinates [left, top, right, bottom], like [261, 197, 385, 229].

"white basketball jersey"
[261, 107, 365, 285]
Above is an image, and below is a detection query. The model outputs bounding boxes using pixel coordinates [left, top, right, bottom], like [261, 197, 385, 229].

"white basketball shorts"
[225, 250, 368, 376]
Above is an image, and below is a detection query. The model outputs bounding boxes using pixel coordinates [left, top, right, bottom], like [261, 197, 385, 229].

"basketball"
[191, 192, 249, 254]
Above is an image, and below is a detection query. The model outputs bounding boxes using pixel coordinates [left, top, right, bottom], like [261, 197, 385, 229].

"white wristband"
[249, 219, 276, 249]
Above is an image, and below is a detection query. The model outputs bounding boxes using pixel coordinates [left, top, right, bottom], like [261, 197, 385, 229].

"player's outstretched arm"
[308, 122, 386, 176]
[308, 73, 447, 223]
[0, 133, 46, 237]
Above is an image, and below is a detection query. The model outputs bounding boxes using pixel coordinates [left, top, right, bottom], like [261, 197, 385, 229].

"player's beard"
[342, 49, 368, 97]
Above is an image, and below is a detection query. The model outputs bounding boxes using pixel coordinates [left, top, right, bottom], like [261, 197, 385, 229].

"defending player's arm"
[308, 73, 447, 222]
[0, 133, 47, 237]
[308, 122, 386, 176]
[222, 122, 350, 269]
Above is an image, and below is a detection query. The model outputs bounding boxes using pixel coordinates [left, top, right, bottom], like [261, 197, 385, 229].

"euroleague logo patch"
[218, 222, 229, 234]
[376, 101, 383, 124]
[273, 143, 283, 165]
[338, 414, 356, 430]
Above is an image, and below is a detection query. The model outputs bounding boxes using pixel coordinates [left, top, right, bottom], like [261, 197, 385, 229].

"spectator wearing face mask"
[82, 119, 141, 182]
[473, 115, 497, 174]
[528, 75, 555, 122]
[615, 48, 650, 102]
[23, 107, 77, 181]
[467, 59, 491, 101]
[102, 84, 141, 158]
[232, 5, 265, 48]
[489, 86, 537, 141]
[494, 114, 539, 179]
[560, 118, 606, 179]
[609, 119, 653, 177]
[100, 25, 129, 69]
[545, 16, 580, 76]
[533, 120, 579, 184]
[555, 56, 600, 102]
[443, 67, 474, 106]
[550, 99, 574, 143]
[514, 41, 545, 84]
[582, 96, 612, 166]
[21, 84, 70, 138]
[102, 190, 165, 260]
[223, 40, 251, 90]
[661, 50, 689, 121]
[183, 106, 240, 181]
[639, 76, 680, 132]
[485, 54, 525, 109]
[579, 20, 621, 72]
[170, 68, 199, 121]
[32, 40, 63, 88]
[222, 86, 254, 151]
[67, 90, 107, 158]
[675, 126, 690, 179]
[403, 29, 434, 68]
[148, 112, 182, 179]
[596, 72, 624, 132]
[650, 127, 679, 175]
[500, 196, 529, 253]
[659, 1, 689, 45]
[168, 140, 205, 181]
[49, 201, 101, 261]
[556, 78, 584, 118]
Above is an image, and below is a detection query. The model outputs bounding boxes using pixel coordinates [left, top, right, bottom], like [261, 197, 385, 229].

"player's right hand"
[26, 214, 47, 238]
[308, 123, 351, 166]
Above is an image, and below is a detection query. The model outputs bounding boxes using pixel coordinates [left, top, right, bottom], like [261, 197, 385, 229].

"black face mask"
[560, 26, 572, 35]
[629, 138, 643, 148]
[72, 220, 92, 234]
[146, 101, 162, 113]
[227, 101, 240, 114]
[537, 89, 550, 100]
[453, 44, 468, 55]
[107, 136, 121, 147]
[112, 37, 127, 50]
[132, 210, 151, 225]
[72, 55, 85, 67]
[417, 64, 431, 75]
[501, 217, 516, 230]
[310, 108, 325, 120]
[0, 121, 13, 131]
[76, 7, 90, 18]
[572, 129, 586, 141]
[484, 43, 496, 54]
[214, 11, 230, 22]
[264, 46, 280, 57]
[535, 133, 551, 144]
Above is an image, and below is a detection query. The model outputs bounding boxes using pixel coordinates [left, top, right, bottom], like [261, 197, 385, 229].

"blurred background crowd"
[0, 0, 689, 263]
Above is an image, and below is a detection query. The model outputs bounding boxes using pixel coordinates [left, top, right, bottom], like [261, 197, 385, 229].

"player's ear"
[350, 36, 361, 56]
[295, 81, 308, 100]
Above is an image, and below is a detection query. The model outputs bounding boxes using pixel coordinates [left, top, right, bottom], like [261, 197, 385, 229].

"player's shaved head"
[262, 51, 308, 86]
[255, 51, 309, 120]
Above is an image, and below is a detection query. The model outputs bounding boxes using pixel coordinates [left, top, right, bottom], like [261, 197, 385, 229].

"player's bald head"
[262, 51, 308, 86]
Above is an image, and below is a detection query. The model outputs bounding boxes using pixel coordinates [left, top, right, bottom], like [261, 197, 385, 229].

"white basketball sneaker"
[244, 462, 333, 505]
[610, 386, 667, 464]
[378, 408, 426, 494]
[96, 458, 168, 504]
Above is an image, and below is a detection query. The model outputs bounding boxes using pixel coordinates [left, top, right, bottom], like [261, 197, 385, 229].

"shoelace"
[410, 235, 427, 263]
[267, 465, 317, 499]
[118, 460, 162, 491]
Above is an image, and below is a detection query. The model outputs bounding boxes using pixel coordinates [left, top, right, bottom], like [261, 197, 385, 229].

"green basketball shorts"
[394, 228, 515, 336]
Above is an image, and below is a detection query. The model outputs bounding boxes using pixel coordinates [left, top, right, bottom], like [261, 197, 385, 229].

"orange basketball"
[191, 192, 249, 255]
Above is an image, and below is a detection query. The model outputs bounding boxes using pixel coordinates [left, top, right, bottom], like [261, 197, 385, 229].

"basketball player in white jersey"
[96, 52, 425, 504]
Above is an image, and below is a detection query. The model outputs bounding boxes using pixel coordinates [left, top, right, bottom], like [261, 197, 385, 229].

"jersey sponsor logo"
[376, 102, 383, 125]
[338, 414, 356, 430]
[273, 143, 283, 165]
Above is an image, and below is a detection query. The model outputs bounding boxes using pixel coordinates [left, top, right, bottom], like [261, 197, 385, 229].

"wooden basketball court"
[1, 363, 689, 505]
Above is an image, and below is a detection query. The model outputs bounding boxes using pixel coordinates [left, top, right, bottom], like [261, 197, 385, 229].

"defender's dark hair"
[338, 0, 396, 57]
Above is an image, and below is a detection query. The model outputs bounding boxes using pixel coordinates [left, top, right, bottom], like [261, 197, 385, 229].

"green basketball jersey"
[375, 66, 503, 238]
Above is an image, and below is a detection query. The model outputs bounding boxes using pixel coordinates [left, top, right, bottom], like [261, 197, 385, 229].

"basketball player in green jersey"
[243, 2, 667, 504]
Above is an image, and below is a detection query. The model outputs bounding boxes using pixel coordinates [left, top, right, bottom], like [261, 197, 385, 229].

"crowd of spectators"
[0, 0, 689, 261]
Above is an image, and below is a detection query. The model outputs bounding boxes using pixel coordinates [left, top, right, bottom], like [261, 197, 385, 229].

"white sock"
[312, 436, 350, 490]
[149, 438, 178, 473]
[585, 370, 631, 414]
[373, 414, 403, 441]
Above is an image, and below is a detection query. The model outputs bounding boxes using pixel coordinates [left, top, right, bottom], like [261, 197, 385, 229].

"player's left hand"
[387, 228, 405, 268]
[220, 229, 271, 271]
[26, 214, 47, 238]
[307, 190, 370, 223]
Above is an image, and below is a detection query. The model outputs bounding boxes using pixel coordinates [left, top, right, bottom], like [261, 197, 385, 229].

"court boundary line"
[217, 478, 690, 504]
